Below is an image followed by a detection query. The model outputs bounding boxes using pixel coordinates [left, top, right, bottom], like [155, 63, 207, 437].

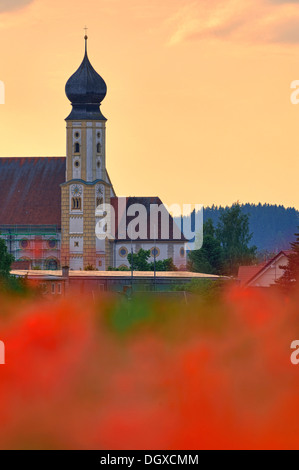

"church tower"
[61, 35, 114, 270]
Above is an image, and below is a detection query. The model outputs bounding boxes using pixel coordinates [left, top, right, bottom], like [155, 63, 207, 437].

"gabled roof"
[238, 250, 292, 287]
[110, 196, 186, 242]
[0, 157, 65, 226]
[237, 264, 266, 286]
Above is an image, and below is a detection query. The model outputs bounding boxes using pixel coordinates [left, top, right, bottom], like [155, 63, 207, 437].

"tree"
[127, 248, 177, 272]
[188, 219, 223, 274]
[149, 258, 178, 272]
[216, 203, 257, 275]
[128, 249, 151, 271]
[203, 203, 298, 253]
[0, 238, 14, 278]
[277, 230, 299, 289]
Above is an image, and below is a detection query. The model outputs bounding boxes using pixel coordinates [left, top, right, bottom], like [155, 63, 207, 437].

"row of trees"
[108, 249, 177, 272]
[128, 249, 177, 272]
[202, 203, 298, 252]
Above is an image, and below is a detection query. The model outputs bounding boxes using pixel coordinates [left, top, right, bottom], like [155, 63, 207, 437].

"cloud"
[0, 0, 34, 14]
[166, 0, 299, 46]
[270, 18, 299, 42]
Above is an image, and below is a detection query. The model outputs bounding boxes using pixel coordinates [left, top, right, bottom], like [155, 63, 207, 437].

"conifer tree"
[277, 229, 299, 288]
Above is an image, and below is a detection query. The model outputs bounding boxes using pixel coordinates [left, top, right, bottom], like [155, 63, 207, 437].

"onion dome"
[65, 36, 107, 121]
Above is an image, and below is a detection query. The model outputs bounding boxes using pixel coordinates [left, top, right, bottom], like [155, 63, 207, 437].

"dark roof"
[65, 38, 107, 121]
[110, 196, 186, 241]
[0, 157, 65, 226]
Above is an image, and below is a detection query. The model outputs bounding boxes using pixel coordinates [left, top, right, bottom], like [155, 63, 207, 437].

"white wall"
[69, 217, 83, 234]
[69, 257, 83, 270]
[69, 236, 83, 254]
[250, 254, 288, 287]
[113, 241, 186, 269]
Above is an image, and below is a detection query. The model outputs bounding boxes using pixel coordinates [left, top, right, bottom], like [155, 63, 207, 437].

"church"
[0, 36, 187, 271]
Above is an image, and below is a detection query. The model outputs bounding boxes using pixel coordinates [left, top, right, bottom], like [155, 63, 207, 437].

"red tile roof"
[0, 157, 65, 226]
[238, 264, 265, 286]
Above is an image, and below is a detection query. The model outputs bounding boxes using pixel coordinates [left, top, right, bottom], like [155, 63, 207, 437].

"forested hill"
[203, 203, 299, 253]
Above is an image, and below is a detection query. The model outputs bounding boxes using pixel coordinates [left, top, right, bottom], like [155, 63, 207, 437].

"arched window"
[74, 142, 80, 153]
[45, 258, 58, 270]
[96, 142, 101, 154]
[72, 197, 82, 210]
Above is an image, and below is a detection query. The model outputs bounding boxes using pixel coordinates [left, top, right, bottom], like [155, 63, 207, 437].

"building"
[11, 268, 224, 296]
[0, 36, 187, 271]
[237, 251, 291, 287]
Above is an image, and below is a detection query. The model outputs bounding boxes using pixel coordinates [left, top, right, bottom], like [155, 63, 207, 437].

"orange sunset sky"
[0, 0, 299, 210]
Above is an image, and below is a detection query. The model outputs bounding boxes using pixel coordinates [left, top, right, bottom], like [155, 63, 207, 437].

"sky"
[0, 0, 299, 210]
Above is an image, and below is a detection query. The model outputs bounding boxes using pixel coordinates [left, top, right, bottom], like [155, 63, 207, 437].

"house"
[11, 268, 225, 296]
[237, 251, 292, 287]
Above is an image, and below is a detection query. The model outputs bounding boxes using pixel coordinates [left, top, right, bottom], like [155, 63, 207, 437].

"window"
[97, 132, 101, 138]
[20, 239, 29, 249]
[47, 239, 56, 249]
[74, 160, 80, 168]
[151, 247, 160, 257]
[46, 258, 58, 270]
[74, 132, 80, 139]
[74, 142, 80, 153]
[97, 160, 101, 168]
[74, 241, 79, 248]
[57, 283, 62, 295]
[119, 247, 128, 258]
[97, 142, 101, 153]
[51, 283, 55, 294]
[72, 197, 82, 210]
[180, 247, 185, 257]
